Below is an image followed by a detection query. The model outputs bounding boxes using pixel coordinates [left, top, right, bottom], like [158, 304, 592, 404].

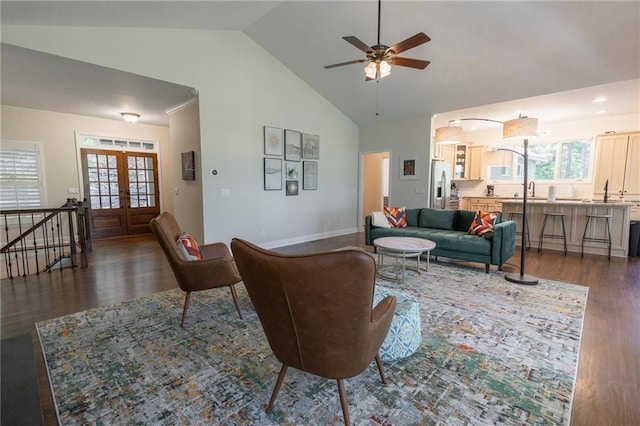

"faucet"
[528, 181, 535, 198]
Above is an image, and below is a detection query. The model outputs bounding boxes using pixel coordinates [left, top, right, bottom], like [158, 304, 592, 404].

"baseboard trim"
[260, 227, 359, 250]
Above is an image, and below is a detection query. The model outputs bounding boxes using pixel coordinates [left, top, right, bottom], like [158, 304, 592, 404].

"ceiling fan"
[324, 0, 431, 81]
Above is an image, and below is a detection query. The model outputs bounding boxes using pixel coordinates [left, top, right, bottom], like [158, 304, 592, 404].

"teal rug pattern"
[37, 262, 588, 425]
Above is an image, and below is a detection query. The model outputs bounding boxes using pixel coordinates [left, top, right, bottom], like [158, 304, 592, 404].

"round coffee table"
[374, 237, 436, 283]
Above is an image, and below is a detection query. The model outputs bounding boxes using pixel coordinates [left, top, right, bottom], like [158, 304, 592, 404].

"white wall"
[0, 105, 173, 210]
[168, 100, 203, 242]
[2, 26, 360, 247]
[360, 116, 432, 211]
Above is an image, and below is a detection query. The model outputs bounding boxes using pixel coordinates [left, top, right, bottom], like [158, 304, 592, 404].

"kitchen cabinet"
[454, 144, 467, 179]
[452, 144, 484, 181]
[467, 145, 485, 180]
[594, 132, 640, 199]
[440, 144, 456, 178]
[467, 197, 502, 213]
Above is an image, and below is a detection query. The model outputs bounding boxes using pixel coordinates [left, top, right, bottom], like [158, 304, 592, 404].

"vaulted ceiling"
[2, 1, 639, 128]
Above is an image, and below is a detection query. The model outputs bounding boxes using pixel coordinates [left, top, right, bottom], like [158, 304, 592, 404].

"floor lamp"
[434, 116, 539, 285]
[502, 116, 539, 285]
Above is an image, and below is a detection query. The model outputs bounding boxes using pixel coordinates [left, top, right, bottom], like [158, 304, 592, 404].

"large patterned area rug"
[37, 261, 588, 425]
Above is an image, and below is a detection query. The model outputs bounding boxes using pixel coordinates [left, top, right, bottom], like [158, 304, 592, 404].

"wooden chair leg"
[337, 379, 351, 426]
[374, 354, 386, 385]
[180, 291, 191, 327]
[229, 284, 243, 319]
[485, 264, 490, 273]
[266, 364, 288, 413]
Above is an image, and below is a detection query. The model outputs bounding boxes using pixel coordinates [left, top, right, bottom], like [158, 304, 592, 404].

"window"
[0, 141, 43, 210]
[510, 138, 593, 182]
[559, 140, 591, 180]
[81, 136, 156, 152]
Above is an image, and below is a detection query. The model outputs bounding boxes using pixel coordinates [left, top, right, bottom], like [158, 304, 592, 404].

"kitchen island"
[502, 200, 632, 257]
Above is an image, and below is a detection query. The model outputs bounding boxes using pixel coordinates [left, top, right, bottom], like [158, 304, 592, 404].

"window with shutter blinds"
[0, 141, 43, 210]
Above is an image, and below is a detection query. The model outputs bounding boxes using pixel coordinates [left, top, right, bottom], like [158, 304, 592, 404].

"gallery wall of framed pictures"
[263, 126, 319, 195]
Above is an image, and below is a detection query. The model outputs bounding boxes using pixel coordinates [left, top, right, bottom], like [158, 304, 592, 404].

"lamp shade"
[503, 117, 538, 140]
[434, 125, 463, 144]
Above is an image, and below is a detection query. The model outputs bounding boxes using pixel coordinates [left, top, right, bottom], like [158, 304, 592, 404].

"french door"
[81, 149, 160, 239]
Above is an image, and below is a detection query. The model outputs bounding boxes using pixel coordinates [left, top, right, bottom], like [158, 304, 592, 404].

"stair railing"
[1, 198, 92, 279]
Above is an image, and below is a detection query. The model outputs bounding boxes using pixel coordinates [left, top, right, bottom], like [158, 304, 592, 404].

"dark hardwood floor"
[2, 233, 639, 425]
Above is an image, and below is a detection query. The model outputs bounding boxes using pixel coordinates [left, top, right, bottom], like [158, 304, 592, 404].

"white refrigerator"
[430, 160, 452, 209]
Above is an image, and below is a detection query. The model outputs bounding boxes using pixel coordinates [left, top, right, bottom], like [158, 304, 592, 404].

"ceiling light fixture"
[364, 60, 391, 80]
[593, 96, 608, 103]
[121, 112, 140, 123]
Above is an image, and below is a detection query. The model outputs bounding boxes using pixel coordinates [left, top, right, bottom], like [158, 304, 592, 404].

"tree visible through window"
[560, 140, 590, 179]
[0, 141, 43, 210]
[512, 139, 592, 182]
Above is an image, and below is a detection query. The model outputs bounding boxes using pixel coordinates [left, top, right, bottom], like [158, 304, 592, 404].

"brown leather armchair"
[150, 212, 243, 326]
[230, 238, 396, 426]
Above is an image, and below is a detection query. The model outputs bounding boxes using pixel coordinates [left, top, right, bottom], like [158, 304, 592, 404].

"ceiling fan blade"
[324, 59, 367, 69]
[388, 57, 430, 69]
[342, 36, 373, 53]
[387, 32, 430, 55]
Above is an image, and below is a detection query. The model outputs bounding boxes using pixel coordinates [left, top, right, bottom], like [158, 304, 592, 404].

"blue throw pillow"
[405, 208, 421, 227]
[419, 208, 457, 230]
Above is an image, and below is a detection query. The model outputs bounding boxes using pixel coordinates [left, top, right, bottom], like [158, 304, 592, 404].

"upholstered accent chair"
[230, 238, 396, 425]
[150, 212, 243, 326]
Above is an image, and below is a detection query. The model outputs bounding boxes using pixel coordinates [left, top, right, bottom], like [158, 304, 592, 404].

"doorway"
[80, 148, 160, 239]
[360, 151, 390, 227]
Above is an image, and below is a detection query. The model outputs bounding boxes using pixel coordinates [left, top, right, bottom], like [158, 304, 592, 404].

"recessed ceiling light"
[593, 96, 608, 103]
[596, 110, 607, 115]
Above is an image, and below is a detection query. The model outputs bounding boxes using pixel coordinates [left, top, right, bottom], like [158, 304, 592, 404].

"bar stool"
[581, 211, 612, 260]
[538, 212, 567, 255]
[508, 211, 530, 249]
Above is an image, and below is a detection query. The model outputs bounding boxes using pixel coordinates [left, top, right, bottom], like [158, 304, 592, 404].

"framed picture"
[303, 161, 317, 190]
[264, 126, 283, 156]
[286, 180, 299, 196]
[181, 151, 195, 181]
[264, 158, 282, 190]
[400, 157, 418, 180]
[284, 129, 301, 161]
[301, 133, 320, 159]
[285, 162, 300, 180]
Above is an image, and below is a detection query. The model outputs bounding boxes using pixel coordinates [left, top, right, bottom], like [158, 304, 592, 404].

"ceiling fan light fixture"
[364, 60, 391, 80]
[379, 60, 391, 78]
[364, 62, 377, 79]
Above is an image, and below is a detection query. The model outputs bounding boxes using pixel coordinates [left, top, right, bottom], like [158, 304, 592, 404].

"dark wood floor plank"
[2, 233, 639, 425]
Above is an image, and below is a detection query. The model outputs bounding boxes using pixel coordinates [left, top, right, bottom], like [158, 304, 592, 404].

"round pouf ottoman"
[373, 286, 421, 361]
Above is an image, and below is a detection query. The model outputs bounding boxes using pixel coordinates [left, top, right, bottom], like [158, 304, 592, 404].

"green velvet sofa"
[365, 208, 517, 273]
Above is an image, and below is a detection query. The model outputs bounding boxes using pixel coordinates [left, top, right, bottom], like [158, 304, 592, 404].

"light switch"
[67, 187, 79, 194]
[220, 189, 231, 196]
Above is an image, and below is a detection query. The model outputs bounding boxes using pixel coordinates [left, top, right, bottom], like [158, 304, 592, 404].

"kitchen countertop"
[501, 199, 633, 206]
